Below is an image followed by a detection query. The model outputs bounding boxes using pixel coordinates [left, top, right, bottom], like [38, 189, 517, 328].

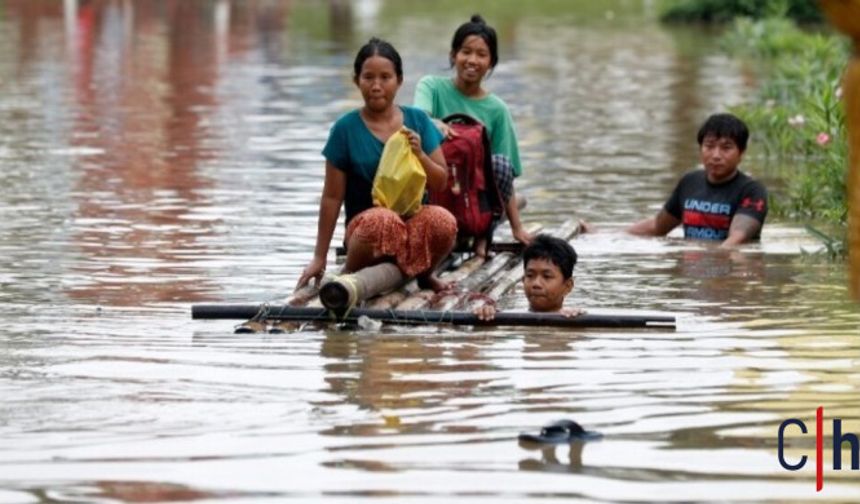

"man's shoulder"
[735, 170, 767, 193]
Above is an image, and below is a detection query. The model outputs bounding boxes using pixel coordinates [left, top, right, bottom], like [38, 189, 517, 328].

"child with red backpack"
[414, 14, 532, 256]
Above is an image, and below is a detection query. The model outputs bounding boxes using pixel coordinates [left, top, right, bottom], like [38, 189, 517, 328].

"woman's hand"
[403, 127, 423, 156]
[296, 256, 326, 289]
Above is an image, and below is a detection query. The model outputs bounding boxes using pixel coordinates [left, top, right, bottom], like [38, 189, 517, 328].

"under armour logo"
[741, 198, 765, 212]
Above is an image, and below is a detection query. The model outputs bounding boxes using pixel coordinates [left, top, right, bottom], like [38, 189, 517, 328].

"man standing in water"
[626, 113, 768, 247]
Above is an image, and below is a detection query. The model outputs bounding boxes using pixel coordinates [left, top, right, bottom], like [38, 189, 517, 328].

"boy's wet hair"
[696, 113, 749, 152]
[450, 14, 499, 69]
[523, 234, 577, 280]
[353, 37, 403, 80]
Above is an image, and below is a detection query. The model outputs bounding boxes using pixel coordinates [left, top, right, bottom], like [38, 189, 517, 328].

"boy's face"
[700, 134, 744, 184]
[523, 258, 574, 313]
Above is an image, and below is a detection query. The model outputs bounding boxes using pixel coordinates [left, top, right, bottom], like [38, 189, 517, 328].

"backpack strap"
[442, 113, 483, 126]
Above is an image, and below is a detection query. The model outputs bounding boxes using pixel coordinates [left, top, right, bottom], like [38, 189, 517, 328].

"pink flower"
[816, 132, 831, 146]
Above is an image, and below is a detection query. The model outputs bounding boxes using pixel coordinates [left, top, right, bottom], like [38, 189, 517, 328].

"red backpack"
[429, 114, 503, 239]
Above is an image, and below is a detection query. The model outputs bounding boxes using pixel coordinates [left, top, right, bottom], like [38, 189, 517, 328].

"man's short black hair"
[523, 234, 577, 280]
[697, 113, 749, 152]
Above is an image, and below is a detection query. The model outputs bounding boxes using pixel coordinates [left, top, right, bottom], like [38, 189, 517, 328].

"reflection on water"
[1, 0, 859, 502]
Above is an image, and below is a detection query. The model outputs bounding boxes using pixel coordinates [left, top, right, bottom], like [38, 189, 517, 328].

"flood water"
[2, 1, 860, 502]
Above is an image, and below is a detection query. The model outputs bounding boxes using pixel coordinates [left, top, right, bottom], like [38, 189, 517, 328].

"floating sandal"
[518, 420, 602, 445]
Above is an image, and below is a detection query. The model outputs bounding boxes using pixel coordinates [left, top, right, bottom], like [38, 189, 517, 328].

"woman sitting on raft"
[414, 14, 532, 254]
[297, 38, 457, 292]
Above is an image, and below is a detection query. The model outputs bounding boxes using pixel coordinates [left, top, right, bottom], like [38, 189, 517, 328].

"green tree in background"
[661, 0, 822, 23]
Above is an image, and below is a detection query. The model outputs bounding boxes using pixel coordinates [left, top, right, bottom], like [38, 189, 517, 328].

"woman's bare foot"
[474, 237, 488, 258]
[417, 272, 456, 292]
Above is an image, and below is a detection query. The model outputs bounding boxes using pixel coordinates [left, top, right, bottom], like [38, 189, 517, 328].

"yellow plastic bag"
[371, 130, 426, 217]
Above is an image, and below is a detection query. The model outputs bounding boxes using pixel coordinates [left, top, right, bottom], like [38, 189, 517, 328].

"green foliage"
[722, 17, 849, 255]
[660, 0, 823, 24]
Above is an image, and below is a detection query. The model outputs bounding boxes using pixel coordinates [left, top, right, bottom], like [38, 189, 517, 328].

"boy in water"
[474, 234, 584, 320]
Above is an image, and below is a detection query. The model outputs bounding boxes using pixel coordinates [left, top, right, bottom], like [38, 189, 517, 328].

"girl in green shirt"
[414, 14, 533, 255]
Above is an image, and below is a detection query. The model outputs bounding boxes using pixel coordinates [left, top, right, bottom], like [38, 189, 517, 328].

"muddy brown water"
[1, 1, 859, 502]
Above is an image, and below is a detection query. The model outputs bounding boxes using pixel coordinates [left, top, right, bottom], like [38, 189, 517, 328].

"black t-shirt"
[664, 169, 768, 241]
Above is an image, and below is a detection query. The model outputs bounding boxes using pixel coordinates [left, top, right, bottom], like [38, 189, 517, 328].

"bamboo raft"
[192, 220, 677, 330]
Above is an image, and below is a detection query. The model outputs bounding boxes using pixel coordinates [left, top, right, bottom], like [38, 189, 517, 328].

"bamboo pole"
[395, 254, 506, 311]
[365, 253, 473, 309]
[454, 248, 527, 312]
[319, 262, 406, 312]
[192, 305, 676, 329]
[820, 0, 860, 299]
[393, 257, 489, 311]
[427, 256, 489, 311]
[364, 281, 417, 309]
